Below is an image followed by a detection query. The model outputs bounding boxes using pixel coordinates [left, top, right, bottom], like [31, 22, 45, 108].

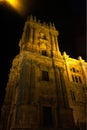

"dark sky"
[0, 0, 86, 106]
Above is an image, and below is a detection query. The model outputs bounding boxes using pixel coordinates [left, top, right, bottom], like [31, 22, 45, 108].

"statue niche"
[38, 31, 48, 50]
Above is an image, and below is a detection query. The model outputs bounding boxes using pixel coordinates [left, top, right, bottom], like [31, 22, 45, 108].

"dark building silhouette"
[0, 15, 87, 130]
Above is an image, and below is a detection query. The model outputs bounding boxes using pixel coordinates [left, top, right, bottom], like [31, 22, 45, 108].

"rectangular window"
[42, 50, 47, 56]
[43, 106, 53, 127]
[72, 75, 82, 84]
[75, 76, 78, 82]
[72, 75, 75, 82]
[42, 71, 49, 81]
[72, 68, 76, 72]
[78, 76, 82, 83]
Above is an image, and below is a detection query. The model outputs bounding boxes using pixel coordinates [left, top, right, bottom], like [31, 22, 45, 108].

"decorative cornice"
[27, 14, 58, 31]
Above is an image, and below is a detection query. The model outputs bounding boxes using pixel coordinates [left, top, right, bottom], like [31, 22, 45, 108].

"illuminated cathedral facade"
[0, 15, 87, 130]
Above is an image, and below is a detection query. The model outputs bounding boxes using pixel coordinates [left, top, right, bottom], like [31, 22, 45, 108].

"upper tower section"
[19, 15, 61, 58]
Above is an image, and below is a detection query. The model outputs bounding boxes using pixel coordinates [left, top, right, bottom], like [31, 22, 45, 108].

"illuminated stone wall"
[62, 52, 87, 129]
[0, 15, 86, 130]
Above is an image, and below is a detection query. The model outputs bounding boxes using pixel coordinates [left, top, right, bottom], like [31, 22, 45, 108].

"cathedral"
[0, 15, 87, 130]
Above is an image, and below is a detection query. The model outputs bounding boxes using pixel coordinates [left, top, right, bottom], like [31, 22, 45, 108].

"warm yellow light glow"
[0, 0, 33, 16]
[0, 0, 4, 2]
[6, 0, 25, 15]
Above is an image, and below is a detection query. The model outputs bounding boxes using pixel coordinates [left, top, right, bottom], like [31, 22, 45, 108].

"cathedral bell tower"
[0, 15, 76, 130]
[19, 15, 61, 58]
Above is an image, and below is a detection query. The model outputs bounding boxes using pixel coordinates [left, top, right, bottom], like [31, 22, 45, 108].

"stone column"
[58, 67, 69, 107]
[33, 28, 38, 51]
[52, 35, 56, 51]
[54, 66, 76, 129]
[49, 33, 56, 57]
[55, 35, 59, 52]
[17, 57, 31, 104]
[54, 66, 64, 107]
[29, 27, 33, 45]
[29, 60, 35, 104]
[53, 66, 69, 108]
[23, 23, 30, 44]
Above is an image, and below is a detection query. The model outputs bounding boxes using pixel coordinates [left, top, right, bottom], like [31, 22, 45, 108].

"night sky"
[0, 0, 86, 107]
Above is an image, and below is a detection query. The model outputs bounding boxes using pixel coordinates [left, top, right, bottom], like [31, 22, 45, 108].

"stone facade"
[0, 15, 87, 130]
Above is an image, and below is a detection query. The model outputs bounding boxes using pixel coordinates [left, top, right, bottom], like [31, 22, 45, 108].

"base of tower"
[8, 106, 77, 130]
[11, 128, 77, 130]
[57, 107, 76, 129]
